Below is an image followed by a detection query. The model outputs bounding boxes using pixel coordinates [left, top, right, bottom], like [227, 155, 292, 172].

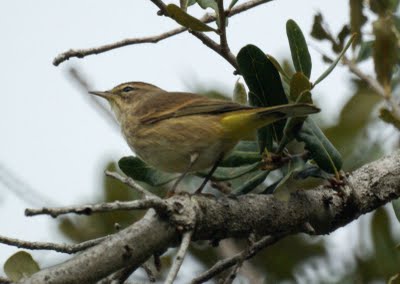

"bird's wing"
[139, 92, 252, 124]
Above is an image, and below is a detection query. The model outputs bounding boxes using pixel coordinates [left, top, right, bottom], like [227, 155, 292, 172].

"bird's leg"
[167, 153, 199, 197]
[195, 152, 224, 194]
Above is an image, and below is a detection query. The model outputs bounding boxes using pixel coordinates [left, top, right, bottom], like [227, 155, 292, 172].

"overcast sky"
[1, 0, 391, 281]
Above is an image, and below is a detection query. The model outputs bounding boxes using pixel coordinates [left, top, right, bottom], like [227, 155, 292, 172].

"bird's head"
[89, 82, 164, 120]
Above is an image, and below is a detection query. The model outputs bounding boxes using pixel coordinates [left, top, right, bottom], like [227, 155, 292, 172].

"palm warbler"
[90, 82, 319, 193]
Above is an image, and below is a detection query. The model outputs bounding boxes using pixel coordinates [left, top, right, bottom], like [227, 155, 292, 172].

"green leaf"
[350, 0, 367, 47]
[293, 164, 328, 180]
[4, 251, 40, 281]
[234, 141, 259, 152]
[390, 0, 400, 11]
[220, 151, 261, 167]
[380, 108, 400, 130]
[272, 169, 298, 193]
[296, 118, 343, 175]
[310, 13, 330, 41]
[356, 40, 374, 62]
[196, 0, 218, 10]
[118, 156, 177, 186]
[188, 0, 197, 6]
[370, 0, 391, 15]
[262, 179, 280, 194]
[228, 0, 240, 9]
[334, 25, 351, 52]
[278, 74, 313, 151]
[232, 171, 269, 195]
[324, 80, 382, 171]
[370, 208, 400, 276]
[233, 79, 247, 105]
[196, 162, 261, 181]
[286, 19, 312, 78]
[273, 154, 308, 192]
[266, 54, 291, 83]
[289, 72, 312, 102]
[195, 0, 221, 27]
[313, 33, 356, 87]
[278, 90, 313, 152]
[237, 44, 289, 151]
[392, 198, 400, 223]
[273, 171, 295, 193]
[373, 17, 397, 89]
[255, 126, 271, 153]
[166, 4, 217, 32]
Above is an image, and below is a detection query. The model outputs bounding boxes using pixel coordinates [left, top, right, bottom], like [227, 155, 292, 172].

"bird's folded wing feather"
[139, 92, 252, 124]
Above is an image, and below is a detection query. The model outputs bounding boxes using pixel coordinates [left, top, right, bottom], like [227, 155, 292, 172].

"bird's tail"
[221, 103, 320, 139]
[255, 103, 320, 120]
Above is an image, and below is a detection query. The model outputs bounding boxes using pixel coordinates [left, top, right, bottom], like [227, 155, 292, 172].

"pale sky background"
[1, 0, 398, 282]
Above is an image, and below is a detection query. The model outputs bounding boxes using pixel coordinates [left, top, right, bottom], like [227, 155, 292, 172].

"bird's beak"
[89, 91, 113, 100]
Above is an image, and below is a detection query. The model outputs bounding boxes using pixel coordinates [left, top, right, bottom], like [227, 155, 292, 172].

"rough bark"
[21, 151, 400, 284]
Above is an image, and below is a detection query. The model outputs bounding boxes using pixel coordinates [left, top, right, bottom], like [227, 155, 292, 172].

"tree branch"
[0, 235, 105, 254]
[153, 0, 240, 70]
[20, 151, 400, 284]
[217, 0, 229, 54]
[105, 170, 157, 198]
[191, 233, 287, 284]
[342, 57, 400, 120]
[165, 231, 193, 284]
[25, 198, 170, 218]
[53, 0, 273, 66]
[189, 30, 238, 70]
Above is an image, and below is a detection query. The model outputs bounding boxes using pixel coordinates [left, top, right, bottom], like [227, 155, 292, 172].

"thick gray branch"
[20, 151, 400, 284]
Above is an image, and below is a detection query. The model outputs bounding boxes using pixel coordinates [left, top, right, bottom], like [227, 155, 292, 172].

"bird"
[89, 81, 319, 194]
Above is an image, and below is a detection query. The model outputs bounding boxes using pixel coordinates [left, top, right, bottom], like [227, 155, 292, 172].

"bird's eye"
[122, 86, 135, 92]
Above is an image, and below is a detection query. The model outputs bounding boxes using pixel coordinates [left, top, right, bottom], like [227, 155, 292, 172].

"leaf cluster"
[119, 19, 351, 196]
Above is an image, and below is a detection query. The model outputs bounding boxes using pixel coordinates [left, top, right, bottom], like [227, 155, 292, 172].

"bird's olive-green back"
[137, 92, 252, 124]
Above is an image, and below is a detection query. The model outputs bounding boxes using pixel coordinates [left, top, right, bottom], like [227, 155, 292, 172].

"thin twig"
[53, 26, 187, 66]
[105, 170, 158, 198]
[217, 0, 229, 54]
[96, 264, 138, 284]
[142, 263, 157, 282]
[220, 234, 257, 283]
[164, 231, 193, 284]
[189, 30, 238, 70]
[150, 0, 168, 12]
[342, 57, 400, 120]
[343, 57, 386, 96]
[25, 198, 170, 218]
[191, 233, 288, 284]
[311, 18, 400, 121]
[216, 238, 262, 283]
[221, 261, 243, 284]
[211, 181, 232, 194]
[0, 235, 105, 254]
[151, 0, 239, 70]
[53, 0, 273, 66]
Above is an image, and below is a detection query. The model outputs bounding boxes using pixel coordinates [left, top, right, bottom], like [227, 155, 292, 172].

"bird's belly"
[124, 116, 238, 173]
[135, 140, 236, 173]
